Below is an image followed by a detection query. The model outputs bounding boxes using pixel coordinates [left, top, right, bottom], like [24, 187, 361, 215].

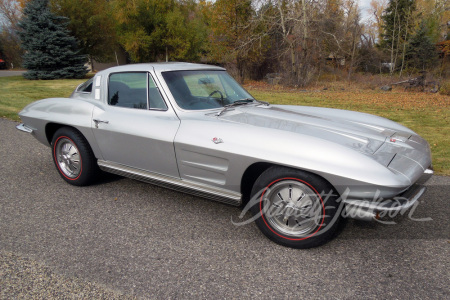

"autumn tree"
[367, 0, 388, 43]
[0, 0, 24, 67]
[18, 0, 88, 79]
[209, 0, 253, 82]
[242, 3, 280, 79]
[112, 0, 207, 63]
[246, 0, 317, 85]
[50, 0, 118, 69]
[164, 1, 208, 61]
[321, 0, 345, 59]
[414, 0, 449, 43]
[342, 0, 363, 79]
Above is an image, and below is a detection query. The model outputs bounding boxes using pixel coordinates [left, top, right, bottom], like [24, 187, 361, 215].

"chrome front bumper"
[16, 123, 33, 133]
[343, 168, 433, 221]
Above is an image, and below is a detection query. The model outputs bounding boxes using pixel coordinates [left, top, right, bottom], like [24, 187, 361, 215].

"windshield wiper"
[254, 99, 270, 106]
[216, 99, 252, 116]
[216, 98, 269, 116]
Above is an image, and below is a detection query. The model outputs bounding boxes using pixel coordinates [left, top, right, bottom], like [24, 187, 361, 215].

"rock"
[266, 77, 282, 85]
[430, 85, 439, 93]
[380, 85, 392, 91]
[264, 72, 282, 85]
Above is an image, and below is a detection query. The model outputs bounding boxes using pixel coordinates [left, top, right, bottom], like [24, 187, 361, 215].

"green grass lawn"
[0, 76, 86, 120]
[247, 86, 449, 175]
[1, 75, 449, 175]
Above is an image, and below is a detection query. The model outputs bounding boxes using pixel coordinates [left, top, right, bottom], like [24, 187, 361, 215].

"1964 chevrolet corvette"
[16, 63, 433, 248]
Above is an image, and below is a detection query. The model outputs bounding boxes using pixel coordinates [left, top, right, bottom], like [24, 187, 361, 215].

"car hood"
[219, 104, 395, 153]
[216, 104, 430, 170]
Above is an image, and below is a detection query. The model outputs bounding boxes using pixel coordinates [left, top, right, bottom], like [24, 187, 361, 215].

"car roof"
[97, 62, 225, 75]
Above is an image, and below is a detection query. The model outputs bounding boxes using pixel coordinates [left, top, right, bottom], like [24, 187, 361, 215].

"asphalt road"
[0, 70, 25, 77]
[1, 118, 449, 299]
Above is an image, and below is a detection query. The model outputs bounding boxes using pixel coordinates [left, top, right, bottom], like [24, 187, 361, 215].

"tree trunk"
[390, 0, 399, 75]
[277, 0, 296, 83]
[348, 36, 357, 81]
[291, 45, 296, 79]
[301, 0, 308, 42]
[237, 53, 245, 84]
[393, 10, 403, 76]
[399, 7, 411, 77]
[88, 55, 94, 72]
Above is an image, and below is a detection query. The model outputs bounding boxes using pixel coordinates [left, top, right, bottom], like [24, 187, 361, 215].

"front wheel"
[51, 127, 100, 186]
[250, 166, 343, 249]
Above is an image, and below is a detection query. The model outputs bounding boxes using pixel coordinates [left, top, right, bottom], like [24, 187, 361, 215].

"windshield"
[161, 70, 254, 110]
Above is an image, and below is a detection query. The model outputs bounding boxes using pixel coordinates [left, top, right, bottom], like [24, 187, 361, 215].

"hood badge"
[212, 137, 224, 144]
[390, 137, 404, 143]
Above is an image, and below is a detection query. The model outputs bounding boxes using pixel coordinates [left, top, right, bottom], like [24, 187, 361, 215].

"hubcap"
[55, 138, 81, 178]
[263, 180, 323, 237]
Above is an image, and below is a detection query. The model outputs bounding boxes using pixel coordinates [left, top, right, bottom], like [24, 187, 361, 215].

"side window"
[148, 75, 167, 110]
[108, 73, 147, 109]
[77, 78, 93, 93]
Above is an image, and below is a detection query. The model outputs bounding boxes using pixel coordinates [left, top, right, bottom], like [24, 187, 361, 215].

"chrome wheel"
[263, 180, 323, 237]
[55, 137, 81, 178]
[51, 127, 100, 186]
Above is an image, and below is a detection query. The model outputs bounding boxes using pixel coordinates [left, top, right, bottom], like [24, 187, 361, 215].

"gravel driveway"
[0, 118, 449, 299]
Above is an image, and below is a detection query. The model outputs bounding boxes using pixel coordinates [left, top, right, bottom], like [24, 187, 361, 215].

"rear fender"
[18, 98, 103, 159]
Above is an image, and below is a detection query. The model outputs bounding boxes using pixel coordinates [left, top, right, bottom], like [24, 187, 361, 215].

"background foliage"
[0, 0, 449, 82]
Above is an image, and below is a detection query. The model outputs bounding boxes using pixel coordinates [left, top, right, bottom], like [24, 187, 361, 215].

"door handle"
[93, 119, 109, 128]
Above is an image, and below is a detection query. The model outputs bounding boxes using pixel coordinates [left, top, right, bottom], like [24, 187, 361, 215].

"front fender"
[175, 118, 408, 199]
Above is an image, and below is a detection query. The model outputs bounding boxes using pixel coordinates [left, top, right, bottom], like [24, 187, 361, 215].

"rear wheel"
[250, 166, 342, 249]
[51, 127, 100, 186]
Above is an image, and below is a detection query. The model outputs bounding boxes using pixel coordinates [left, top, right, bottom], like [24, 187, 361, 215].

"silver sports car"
[16, 63, 433, 248]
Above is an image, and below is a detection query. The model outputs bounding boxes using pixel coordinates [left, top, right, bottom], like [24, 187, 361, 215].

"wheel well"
[240, 162, 272, 205]
[45, 123, 81, 145]
[240, 163, 337, 205]
[45, 123, 63, 144]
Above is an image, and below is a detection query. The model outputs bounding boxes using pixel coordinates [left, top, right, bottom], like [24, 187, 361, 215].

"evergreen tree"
[379, 0, 416, 73]
[18, 0, 87, 79]
[405, 21, 438, 71]
[380, 0, 416, 48]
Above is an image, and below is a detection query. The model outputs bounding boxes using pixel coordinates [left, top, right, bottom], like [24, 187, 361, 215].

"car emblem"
[212, 137, 223, 144]
[390, 138, 404, 143]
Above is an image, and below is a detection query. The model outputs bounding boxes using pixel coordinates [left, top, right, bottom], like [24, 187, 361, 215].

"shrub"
[440, 80, 450, 96]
